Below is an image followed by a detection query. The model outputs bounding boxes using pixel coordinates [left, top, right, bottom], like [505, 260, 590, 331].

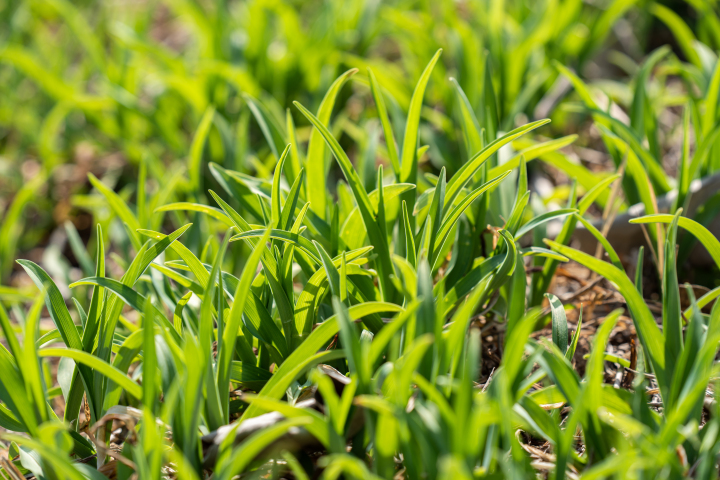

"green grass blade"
[279, 168, 306, 231]
[369, 68, 400, 178]
[142, 298, 158, 411]
[188, 107, 215, 193]
[0, 343, 39, 434]
[684, 286, 720, 317]
[566, 307, 583, 361]
[70, 276, 180, 345]
[340, 183, 415, 251]
[306, 68, 358, 220]
[64, 221, 94, 276]
[0, 303, 22, 362]
[662, 211, 683, 396]
[450, 77, 483, 158]
[271, 145, 291, 228]
[293, 247, 373, 339]
[208, 163, 264, 221]
[243, 302, 399, 420]
[630, 214, 720, 269]
[401, 200, 417, 269]
[629, 46, 671, 137]
[88, 173, 141, 250]
[368, 301, 420, 366]
[545, 240, 666, 395]
[531, 174, 620, 306]
[487, 135, 578, 179]
[545, 294, 568, 354]
[217, 229, 270, 423]
[314, 241, 341, 297]
[155, 203, 233, 227]
[572, 214, 624, 271]
[514, 208, 577, 241]
[243, 93, 284, 159]
[650, 5, 702, 68]
[445, 119, 550, 210]
[231, 229, 320, 264]
[294, 101, 395, 301]
[399, 49, 442, 185]
[426, 167, 446, 266]
[435, 171, 512, 259]
[39, 348, 142, 400]
[173, 292, 192, 334]
[21, 295, 49, 424]
[17, 261, 83, 351]
[285, 109, 303, 183]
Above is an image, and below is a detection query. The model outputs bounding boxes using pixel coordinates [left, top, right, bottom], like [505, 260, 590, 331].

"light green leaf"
[630, 214, 720, 269]
[39, 348, 142, 400]
[306, 68, 358, 219]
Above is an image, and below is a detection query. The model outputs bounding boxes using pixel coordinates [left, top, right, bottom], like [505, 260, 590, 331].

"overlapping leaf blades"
[2, 38, 720, 480]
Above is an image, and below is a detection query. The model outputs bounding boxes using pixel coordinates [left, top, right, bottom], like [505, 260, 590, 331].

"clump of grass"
[3, 1, 720, 479]
[1, 47, 720, 479]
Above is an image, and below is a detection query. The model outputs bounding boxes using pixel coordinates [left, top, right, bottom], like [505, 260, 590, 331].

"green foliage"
[2, 1, 720, 479]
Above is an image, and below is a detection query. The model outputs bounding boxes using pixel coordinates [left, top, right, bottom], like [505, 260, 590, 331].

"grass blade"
[217, 229, 270, 422]
[545, 240, 666, 396]
[630, 214, 720, 269]
[294, 101, 395, 301]
[306, 68, 358, 220]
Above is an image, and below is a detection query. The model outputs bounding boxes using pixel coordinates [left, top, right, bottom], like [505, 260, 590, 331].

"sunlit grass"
[2, 1, 720, 479]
